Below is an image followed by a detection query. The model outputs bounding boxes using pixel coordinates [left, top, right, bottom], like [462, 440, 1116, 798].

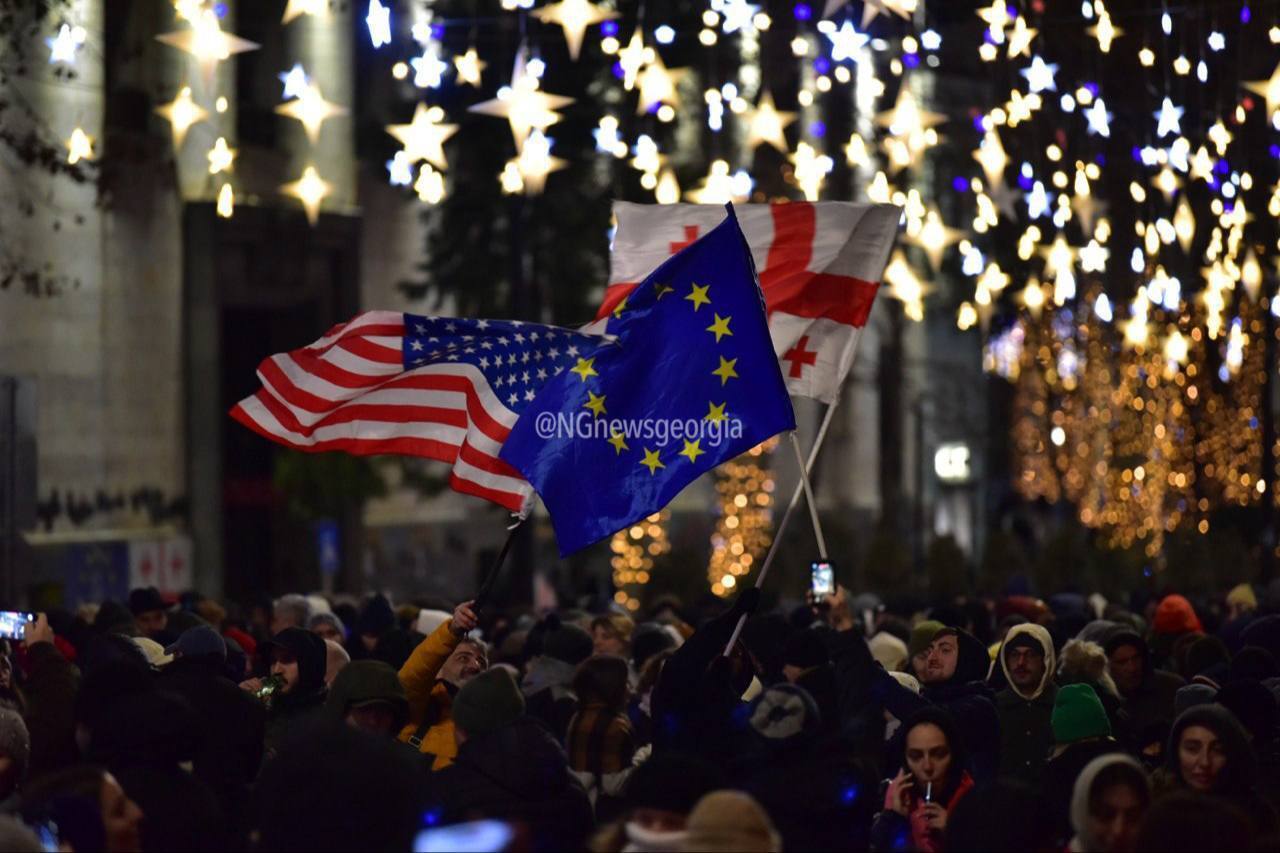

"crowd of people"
[1, 577, 1279, 851]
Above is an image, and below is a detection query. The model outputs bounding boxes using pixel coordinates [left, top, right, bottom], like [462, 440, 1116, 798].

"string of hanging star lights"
[27, 0, 1280, 586]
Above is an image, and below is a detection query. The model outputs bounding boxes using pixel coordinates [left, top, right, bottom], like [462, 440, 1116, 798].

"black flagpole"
[473, 518, 525, 609]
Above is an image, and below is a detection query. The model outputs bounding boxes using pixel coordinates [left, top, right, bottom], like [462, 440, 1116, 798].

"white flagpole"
[723, 395, 841, 655]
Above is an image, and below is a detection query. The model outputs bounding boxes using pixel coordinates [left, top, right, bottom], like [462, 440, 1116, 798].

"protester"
[242, 627, 328, 758]
[870, 707, 975, 852]
[589, 751, 725, 852]
[0, 708, 30, 810]
[269, 594, 312, 636]
[325, 660, 409, 737]
[1104, 629, 1184, 763]
[566, 655, 635, 776]
[307, 612, 346, 644]
[591, 614, 635, 659]
[20, 765, 143, 853]
[684, 790, 781, 853]
[1068, 753, 1151, 852]
[127, 588, 172, 644]
[431, 667, 593, 851]
[994, 623, 1057, 783]
[522, 615, 594, 742]
[397, 599, 485, 768]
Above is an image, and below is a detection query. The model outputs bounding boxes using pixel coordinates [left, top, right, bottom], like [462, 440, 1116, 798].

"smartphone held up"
[810, 560, 835, 598]
[0, 611, 34, 641]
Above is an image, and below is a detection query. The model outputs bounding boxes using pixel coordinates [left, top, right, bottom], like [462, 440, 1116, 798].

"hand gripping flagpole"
[723, 395, 841, 655]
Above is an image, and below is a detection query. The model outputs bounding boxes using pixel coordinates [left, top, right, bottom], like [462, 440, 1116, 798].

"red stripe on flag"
[449, 470, 526, 512]
[759, 203, 815, 289]
[337, 336, 402, 364]
[768, 273, 881, 327]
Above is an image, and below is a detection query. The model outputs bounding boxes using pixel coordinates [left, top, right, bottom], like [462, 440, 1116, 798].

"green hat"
[907, 620, 946, 660]
[1052, 683, 1111, 745]
[451, 667, 525, 739]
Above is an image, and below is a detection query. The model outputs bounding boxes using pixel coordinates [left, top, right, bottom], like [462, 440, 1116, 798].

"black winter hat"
[781, 628, 829, 670]
[128, 587, 167, 616]
[541, 621, 594, 666]
[354, 594, 395, 638]
[632, 623, 676, 670]
[1229, 646, 1279, 682]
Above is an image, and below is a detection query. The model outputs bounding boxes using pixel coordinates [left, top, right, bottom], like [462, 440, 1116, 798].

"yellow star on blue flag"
[500, 205, 796, 555]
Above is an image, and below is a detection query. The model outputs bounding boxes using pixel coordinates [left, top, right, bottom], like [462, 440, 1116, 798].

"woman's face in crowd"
[1086, 782, 1145, 853]
[1178, 724, 1227, 792]
[270, 650, 301, 693]
[101, 772, 144, 852]
[593, 626, 626, 657]
[905, 722, 952, 785]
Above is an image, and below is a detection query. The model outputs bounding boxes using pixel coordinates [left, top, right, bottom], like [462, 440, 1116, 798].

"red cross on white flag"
[597, 201, 901, 404]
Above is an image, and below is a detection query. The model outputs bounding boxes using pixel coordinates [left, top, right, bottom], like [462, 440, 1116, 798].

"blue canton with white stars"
[402, 314, 604, 413]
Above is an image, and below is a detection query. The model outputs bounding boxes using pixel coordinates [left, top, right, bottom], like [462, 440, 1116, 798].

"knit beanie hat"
[452, 667, 525, 738]
[1154, 594, 1203, 635]
[684, 791, 781, 853]
[781, 629, 829, 670]
[748, 684, 821, 743]
[908, 620, 945, 659]
[1175, 683, 1218, 717]
[541, 621, 594, 666]
[1227, 583, 1258, 612]
[1052, 683, 1112, 745]
[869, 631, 909, 671]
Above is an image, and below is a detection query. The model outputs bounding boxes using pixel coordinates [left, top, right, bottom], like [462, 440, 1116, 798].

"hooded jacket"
[995, 624, 1058, 782]
[397, 619, 464, 769]
[1159, 704, 1256, 798]
[1104, 630, 1184, 751]
[1068, 754, 1150, 852]
[431, 716, 593, 852]
[263, 628, 329, 756]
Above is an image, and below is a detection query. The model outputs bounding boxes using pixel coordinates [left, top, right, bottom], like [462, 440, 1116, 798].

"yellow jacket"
[397, 619, 460, 770]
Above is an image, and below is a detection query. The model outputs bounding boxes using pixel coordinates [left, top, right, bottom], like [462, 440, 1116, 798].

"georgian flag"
[596, 202, 901, 404]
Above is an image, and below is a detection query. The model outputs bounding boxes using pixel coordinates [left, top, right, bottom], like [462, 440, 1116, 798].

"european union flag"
[500, 205, 796, 555]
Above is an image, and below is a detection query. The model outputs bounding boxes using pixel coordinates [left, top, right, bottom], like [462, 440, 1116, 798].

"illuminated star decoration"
[826, 21, 870, 62]
[616, 31, 647, 91]
[410, 43, 449, 88]
[1019, 56, 1059, 93]
[718, 0, 760, 34]
[911, 208, 964, 270]
[822, 0, 915, 28]
[1006, 15, 1036, 58]
[974, 127, 1008, 185]
[275, 83, 346, 144]
[155, 9, 259, 67]
[531, 0, 618, 61]
[1242, 61, 1280, 119]
[1084, 96, 1112, 137]
[206, 137, 236, 174]
[281, 165, 331, 225]
[278, 63, 310, 100]
[65, 127, 94, 164]
[746, 91, 797, 151]
[1154, 97, 1184, 137]
[155, 85, 209, 148]
[386, 103, 458, 169]
[453, 47, 487, 86]
[47, 23, 85, 65]
[469, 52, 574, 151]
[282, 0, 326, 24]
[386, 150, 413, 186]
[366, 0, 391, 49]
[635, 49, 684, 114]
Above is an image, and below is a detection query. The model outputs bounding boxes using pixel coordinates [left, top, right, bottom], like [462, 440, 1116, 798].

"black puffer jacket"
[263, 628, 328, 757]
[431, 716, 593, 852]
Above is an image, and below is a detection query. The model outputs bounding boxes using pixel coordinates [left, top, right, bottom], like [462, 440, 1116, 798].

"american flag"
[229, 310, 603, 512]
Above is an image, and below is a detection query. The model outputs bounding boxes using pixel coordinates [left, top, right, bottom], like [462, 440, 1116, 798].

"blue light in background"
[904, 53, 920, 68]
[1241, 5, 1251, 22]
[952, 176, 969, 192]
[810, 120, 826, 137]
[794, 3, 813, 20]
[814, 56, 831, 74]
[602, 20, 619, 36]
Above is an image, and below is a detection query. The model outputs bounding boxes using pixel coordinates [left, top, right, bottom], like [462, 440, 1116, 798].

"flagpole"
[722, 395, 842, 655]
[473, 516, 525, 610]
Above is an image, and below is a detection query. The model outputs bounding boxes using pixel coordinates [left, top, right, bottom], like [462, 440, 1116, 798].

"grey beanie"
[0, 708, 30, 788]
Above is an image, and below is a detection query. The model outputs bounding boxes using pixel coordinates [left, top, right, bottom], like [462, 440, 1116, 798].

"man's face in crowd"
[630, 807, 686, 834]
[136, 609, 167, 638]
[920, 634, 959, 685]
[905, 722, 952, 785]
[1087, 782, 1145, 853]
[593, 625, 627, 657]
[1005, 642, 1046, 692]
[439, 641, 487, 686]
[1178, 724, 1227, 793]
[1108, 644, 1144, 695]
[270, 649, 301, 693]
[345, 703, 397, 736]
